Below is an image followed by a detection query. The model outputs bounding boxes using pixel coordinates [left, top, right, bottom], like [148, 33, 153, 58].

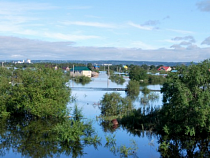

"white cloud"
[128, 22, 154, 30]
[43, 32, 100, 41]
[61, 21, 117, 28]
[129, 41, 156, 49]
[66, 6, 92, 10]
[0, 2, 57, 13]
[1, 36, 209, 62]
[166, 29, 194, 34]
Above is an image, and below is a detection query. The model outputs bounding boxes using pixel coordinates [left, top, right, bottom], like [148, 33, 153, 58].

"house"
[70, 66, 92, 77]
[62, 66, 70, 72]
[158, 66, 172, 72]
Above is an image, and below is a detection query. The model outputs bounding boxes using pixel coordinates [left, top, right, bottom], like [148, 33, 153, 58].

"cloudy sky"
[0, 0, 210, 62]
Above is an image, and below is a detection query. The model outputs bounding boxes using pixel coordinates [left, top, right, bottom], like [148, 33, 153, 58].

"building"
[26, 59, 31, 63]
[158, 66, 172, 72]
[15, 59, 32, 64]
[70, 66, 92, 77]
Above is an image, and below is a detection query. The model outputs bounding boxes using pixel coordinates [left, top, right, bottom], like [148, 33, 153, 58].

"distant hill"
[33, 60, 193, 66]
[2, 60, 194, 66]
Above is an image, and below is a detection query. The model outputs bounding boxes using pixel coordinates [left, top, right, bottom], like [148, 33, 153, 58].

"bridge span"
[70, 87, 160, 92]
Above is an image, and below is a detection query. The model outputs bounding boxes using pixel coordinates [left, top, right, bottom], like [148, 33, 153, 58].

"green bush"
[109, 75, 125, 85]
[126, 80, 140, 97]
[99, 92, 133, 116]
[74, 75, 91, 85]
[0, 67, 71, 118]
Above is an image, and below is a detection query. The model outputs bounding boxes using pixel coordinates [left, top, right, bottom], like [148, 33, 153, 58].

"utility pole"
[73, 65, 74, 77]
[108, 65, 110, 77]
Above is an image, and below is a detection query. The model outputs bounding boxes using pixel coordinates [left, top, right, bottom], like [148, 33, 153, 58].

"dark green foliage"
[0, 67, 71, 118]
[141, 64, 149, 70]
[147, 74, 166, 84]
[140, 92, 159, 106]
[120, 107, 160, 132]
[0, 68, 12, 117]
[109, 74, 125, 85]
[120, 60, 210, 137]
[129, 65, 147, 81]
[126, 80, 140, 97]
[73, 104, 83, 121]
[99, 92, 133, 116]
[0, 116, 101, 158]
[141, 87, 150, 95]
[158, 135, 210, 158]
[160, 59, 210, 135]
[105, 135, 138, 157]
[74, 75, 91, 85]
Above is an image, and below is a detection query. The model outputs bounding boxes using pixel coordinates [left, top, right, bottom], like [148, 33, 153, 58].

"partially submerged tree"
[99, 92, 132, 117]
[126, 80, 140, 97]
[0, 67, 71, 118]
[129, 65, 147, 81]
[160, 59, 210, 135]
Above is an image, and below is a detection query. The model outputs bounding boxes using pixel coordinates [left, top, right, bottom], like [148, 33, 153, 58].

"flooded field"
[66, 71, 162, 157]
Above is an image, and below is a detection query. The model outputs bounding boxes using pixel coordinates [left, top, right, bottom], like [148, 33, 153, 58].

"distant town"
[0, 59, 194, 67]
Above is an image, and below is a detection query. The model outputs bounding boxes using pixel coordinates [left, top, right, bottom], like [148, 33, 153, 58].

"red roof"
[158, 66, 170, 71]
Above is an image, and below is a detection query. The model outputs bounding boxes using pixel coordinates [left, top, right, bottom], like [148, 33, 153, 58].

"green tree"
[74, 75, 91, 85]
[99, 92, 132, 116]
[0, 67, 71, 118]
[141, 64, 149, 70]
[0, 67, 12, 117]
[160, 59, 210, 135]
[129, 65, 147, 81]
[126, 80, 140, 97]
[109, 74, 125, 85]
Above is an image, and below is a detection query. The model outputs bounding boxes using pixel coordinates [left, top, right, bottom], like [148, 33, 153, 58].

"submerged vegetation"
[2, 59, 210, 157]
[105, 135, 138, 157]
[0, 67, 71, 118]
[109, 74, 125, 85]
[120, 59, 210, 136]
[98, 59, 210, 156]
[126, 80, 140, 97]
[0, 65, 100, 157]
[0, 108, 101, 158]
[73, 75, 92, 85]
[99, 92, 133, 117]
[160, 59, 210, 135]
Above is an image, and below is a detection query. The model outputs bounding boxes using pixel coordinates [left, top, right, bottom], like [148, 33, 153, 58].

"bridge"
[70, 87, 160, 92]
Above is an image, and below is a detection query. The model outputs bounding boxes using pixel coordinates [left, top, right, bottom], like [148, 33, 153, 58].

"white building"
[26, 59, 31, 63]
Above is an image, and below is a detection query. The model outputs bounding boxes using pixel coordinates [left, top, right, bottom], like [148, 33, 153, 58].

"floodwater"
[66, 71, 162, 157]
[1, 71, 209, 157]
[0, 71, 163, 158]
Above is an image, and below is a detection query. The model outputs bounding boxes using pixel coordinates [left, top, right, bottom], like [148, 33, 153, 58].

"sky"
[0, 0, 210, 62]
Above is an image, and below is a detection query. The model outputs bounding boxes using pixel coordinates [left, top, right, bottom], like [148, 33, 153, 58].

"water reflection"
[68, 72, 162, 157]
[158, 135, 210, 157]
[98, 119, 119, 133]
[0, 116, 100, 158]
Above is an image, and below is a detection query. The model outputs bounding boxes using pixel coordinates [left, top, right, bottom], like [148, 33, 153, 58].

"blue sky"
[0, 0, 210, 62]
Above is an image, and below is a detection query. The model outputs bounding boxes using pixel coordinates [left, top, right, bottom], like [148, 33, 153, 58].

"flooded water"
[0, 71, 163, 158]
[1, 71, 209, 157]
[66, 71, 162, 157]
